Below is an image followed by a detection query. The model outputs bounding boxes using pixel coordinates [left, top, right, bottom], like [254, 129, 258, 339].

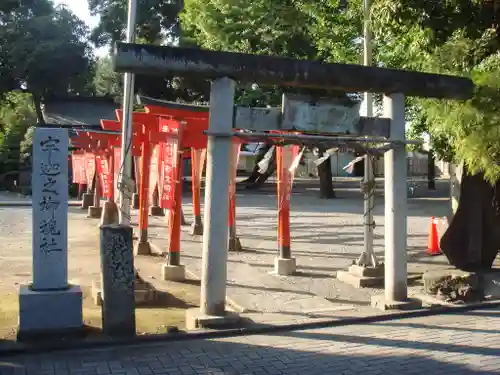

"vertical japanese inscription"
[32, 128, 69, 291]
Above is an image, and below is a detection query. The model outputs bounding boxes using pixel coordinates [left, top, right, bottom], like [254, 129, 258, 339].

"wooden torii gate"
[114, 42, 473, 328]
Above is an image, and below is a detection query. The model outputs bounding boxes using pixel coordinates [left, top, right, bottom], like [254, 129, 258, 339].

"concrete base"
[161, 264, 186, 282]
[185, 308, 241, 330]
[134, 241, 152, 256]
[81, 193, 94, 209]
[150, 206, 164, 216]
[273, 257, 296, 276]
[101, 200, 119, 226]
[370, 295, 423, 311]
[87, 206, 102, 218]
[336, 264, 384, 288]
[92, 280, 154, 306]
[132, 193, 140, 209]
[18, 285, 83, 334]
[228, 236, 243, 252]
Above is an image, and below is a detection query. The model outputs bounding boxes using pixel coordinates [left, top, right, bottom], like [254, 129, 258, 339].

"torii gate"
[71, 130, 122, 223]
[114, 42, 473, 328]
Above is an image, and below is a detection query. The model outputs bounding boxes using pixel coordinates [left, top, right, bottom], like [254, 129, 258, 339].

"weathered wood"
[138, 95, 391, 136]
[115, 43, 473, 99]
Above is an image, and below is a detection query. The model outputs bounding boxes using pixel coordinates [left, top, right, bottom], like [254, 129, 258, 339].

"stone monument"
[18, 127, 83, 336]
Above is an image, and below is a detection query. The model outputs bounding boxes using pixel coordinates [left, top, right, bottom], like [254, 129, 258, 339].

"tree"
[0, 1, 95, 123]
[0, 92, 37, 186]
[180, 0, 362, 197]
[364, 0, 500, 270]
[89, 0, 186, 99]
[94, 56, 122, 96]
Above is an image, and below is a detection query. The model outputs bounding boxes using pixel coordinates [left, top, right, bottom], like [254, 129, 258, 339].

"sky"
[53, 0, 108, 56]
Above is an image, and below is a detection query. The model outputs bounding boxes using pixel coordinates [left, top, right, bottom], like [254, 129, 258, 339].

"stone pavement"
[1, 308, 500, 374]
[147, 180, 475, 324]
[1, 180, 499, 328]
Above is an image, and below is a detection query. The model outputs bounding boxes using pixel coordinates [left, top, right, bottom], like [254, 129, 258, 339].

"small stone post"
[150, 186, 164, 216]
[186, 77, 240, 329]
[371, 93, 421, 311]
[100, 224, 136, 336]
[81, 191, 94, 209]
[87, 174, 103, 218]
[18, 128, 83, 336]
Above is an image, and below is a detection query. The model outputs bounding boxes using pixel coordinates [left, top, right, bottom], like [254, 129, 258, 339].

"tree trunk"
[427, 150, 436, 190]
[440, 164, 500, 271]
[32, 92, 45, 124]
[240, 143, 273, 185]
[240, 143, 276, 189]
[317, 147, 336, 199]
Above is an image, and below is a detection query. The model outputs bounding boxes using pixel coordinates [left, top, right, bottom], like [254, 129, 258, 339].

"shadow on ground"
[1, 310, 499, 375]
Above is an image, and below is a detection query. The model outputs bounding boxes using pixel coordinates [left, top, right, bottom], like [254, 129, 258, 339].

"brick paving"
[1, 308, 500, 375]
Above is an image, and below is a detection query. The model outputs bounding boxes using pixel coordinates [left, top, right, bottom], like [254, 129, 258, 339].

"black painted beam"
[114, 42, 473, 100]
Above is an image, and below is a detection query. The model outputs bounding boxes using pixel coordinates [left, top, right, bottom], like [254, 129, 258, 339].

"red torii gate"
[143, 102, 303, 256]
[71, 131, 122, 221]
[100, 113, 179, 258]
[142, 103, 245, 251]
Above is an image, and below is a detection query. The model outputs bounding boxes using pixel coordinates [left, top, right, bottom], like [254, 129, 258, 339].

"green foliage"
[0, 92, 37, 174]
[0, 1, 95, 120]
[94, 57, 121, 96]
[368, 0, 500, 182]
[88, 0, 182, 47]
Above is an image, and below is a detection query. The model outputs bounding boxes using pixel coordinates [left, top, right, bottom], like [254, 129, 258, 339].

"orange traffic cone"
[427, 216, 441, 256]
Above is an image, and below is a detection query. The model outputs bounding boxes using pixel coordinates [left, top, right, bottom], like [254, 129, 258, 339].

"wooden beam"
[115, 43, 473, 100]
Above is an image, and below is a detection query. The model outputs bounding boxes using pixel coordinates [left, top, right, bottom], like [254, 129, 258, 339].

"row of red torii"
[71, 101, 302, 278]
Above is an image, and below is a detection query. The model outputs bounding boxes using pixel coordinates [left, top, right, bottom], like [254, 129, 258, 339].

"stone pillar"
[81, 192, 94, 210]
[100, 224, 136, 336]
[18, 128, 83, 337]
[371, 93, 421, 311]
[87, 174, 102, 218]
[186, 77, 240, 329]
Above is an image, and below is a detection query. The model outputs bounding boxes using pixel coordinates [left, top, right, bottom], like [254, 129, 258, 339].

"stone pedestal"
[101, 200, 119, 226]
[134, 240, 152, 256]
[18, 285, 83, 335]
[87, 206, 102, 218]
[370, 295, 422, 311]
[337, 264, 384, 288]
[185, 308, 241, 330]
[162, 264, 186, 281]
[274, 257, 296, 276]
[81, 193, 94, 209]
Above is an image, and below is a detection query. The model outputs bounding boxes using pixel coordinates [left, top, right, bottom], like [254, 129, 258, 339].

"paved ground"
[1, 308, 500, 374]
[1, 181, 499, 321]
[1, 180, 499, 328]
